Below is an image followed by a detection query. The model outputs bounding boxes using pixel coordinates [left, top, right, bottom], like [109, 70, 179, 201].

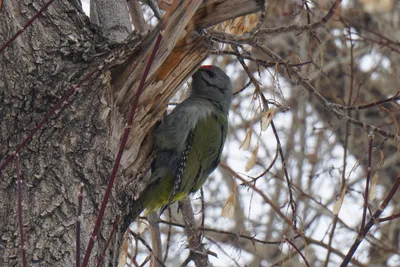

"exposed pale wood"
[106, 0, 263, 170]
[107, 0, 205, 169]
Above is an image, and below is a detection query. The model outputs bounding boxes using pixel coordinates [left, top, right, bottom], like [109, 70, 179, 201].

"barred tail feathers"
[121, 172, 177, 233]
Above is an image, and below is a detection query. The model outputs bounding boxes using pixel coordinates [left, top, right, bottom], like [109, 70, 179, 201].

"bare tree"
[2, 0, 400, 266]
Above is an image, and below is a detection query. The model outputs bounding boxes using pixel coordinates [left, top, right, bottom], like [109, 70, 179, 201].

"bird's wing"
[146, 99, 227, 215]
[163, 109, 229, 199]
[187, 111, 228, 193]
[149, 99, 212, 186]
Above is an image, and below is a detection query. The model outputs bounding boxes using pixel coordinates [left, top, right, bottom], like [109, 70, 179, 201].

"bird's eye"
[205, 70, 216, 78]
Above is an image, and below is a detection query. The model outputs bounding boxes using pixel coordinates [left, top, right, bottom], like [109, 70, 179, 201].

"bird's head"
[191, 65, 233, 114]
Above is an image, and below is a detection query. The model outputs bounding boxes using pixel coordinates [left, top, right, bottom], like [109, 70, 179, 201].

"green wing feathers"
[186, 112, 228, 193]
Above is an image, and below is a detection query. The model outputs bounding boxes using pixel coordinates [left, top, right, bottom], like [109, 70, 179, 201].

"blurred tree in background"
[1, 0, 400, 266]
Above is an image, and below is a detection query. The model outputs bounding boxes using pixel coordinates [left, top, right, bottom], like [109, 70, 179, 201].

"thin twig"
[340, 17, 400, 55]
[334, 91, 400, 111]
[324, 119, 349, 267]
[200, 188, 205, 240]
[284, 237, 311, 267]
[149, 212, 163, 267]
[76, 183, 84, 267]
[233, 80, 252, 96]
[81, 32, 164, 267]
[232, 44, 260, 94]
[162, 207, 172, 263]
[0, 69, 99, 172]
[241, 146, 279, 184]
[0, 0, 56, 53]
[179, 197, 210, 267]
[305, 237, 368, 267]
[360, 133, 374, 232]
[211, 49, 312, 68]
[256, 0, 342, 36]
[340, 175, 400, 266]
[130, 231, 166, 267]
[158, 219, 281, 245]
[379, 213, 400, 223]
[220, 162, 293, 227]
[15, 154, 27, 267]
[96, 216, 121, 267]
[270, 120, 298, 230]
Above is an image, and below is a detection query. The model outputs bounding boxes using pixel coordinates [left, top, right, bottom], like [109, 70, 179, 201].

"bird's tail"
[118, 197, 147, 267]
[121, 195, 146, 233]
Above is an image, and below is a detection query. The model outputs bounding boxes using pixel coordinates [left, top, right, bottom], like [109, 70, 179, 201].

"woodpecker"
[122, 65, 232, 232]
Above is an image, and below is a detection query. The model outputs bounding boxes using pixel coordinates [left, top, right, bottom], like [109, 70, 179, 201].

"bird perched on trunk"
[122, 65, 232, 232]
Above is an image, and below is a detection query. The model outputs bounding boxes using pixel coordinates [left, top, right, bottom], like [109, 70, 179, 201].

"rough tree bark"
[0, 0, 262, 266]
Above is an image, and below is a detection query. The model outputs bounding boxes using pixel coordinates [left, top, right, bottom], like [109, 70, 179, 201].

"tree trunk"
[0, 0, 120, 265]
[0, 0, 262, 266]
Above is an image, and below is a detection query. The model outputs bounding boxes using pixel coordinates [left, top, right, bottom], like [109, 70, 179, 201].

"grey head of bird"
[191, 65, 233, 115]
